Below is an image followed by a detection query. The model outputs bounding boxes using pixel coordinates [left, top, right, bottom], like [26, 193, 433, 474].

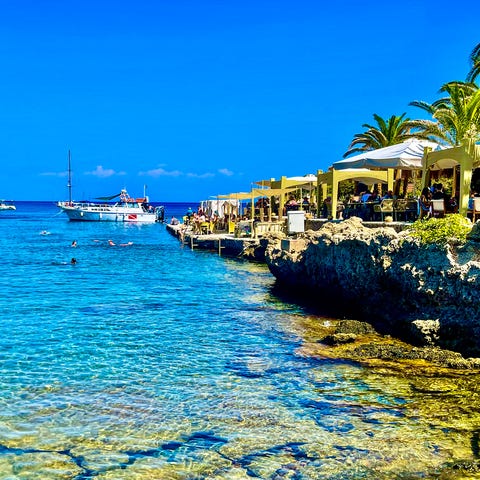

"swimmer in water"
[119, 242, 134, 247]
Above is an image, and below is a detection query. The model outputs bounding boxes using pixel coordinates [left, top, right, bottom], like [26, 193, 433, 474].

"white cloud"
[218, 168, 233, 176]
[84, 166, 126, 178]
[186, 172, 215, 178]
[138, 166, 217, 179]
[139, 167, 183, 177]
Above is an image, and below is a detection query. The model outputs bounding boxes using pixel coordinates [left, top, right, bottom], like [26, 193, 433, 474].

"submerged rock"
[265, 217, 480, 357]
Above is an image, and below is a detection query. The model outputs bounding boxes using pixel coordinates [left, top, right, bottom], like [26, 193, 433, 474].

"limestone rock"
[265, 218, 480, 357]
[322, 333, 357, 346]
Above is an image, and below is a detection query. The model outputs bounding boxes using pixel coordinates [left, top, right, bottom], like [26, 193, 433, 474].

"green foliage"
[343, 113, 423, 158]
[406, 214, 472, 245]
[432, 175, 454, 197]
[409, 81, 480, 147]
[338, 180, 355, 202]
[468, 42, 480, 83]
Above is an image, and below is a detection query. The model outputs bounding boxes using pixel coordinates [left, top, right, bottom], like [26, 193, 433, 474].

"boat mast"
[67, 150, 72, 204]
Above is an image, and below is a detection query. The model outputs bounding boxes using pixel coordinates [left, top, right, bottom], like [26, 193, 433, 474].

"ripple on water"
[0, 204, 480, 478]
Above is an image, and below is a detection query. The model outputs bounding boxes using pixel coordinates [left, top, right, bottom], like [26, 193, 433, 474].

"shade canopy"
[217, 192, 252, 200]
[318, 168, 390, 186]
[95, 192, 122, 201]
[251, 187, 297, 197]
[333, 139, 439, 171]
[317, 168, 394, 220]
[254, 174, 316, 188]
[421, 143, 480, 216]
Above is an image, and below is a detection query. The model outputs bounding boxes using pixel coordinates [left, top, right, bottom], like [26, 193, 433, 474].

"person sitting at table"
[447, 194, 459, 213]
[192, 212, 206, 233]
[432, 183, 447, 201]
[419, 187, 432, 219]
[321, 196, 332, 218]
[286, 196, 298, 208]
[469, 191, 476, 210]
[382, 190, 394, 200]
[360, 190, 372, 203]
[369, 190, 380, 203]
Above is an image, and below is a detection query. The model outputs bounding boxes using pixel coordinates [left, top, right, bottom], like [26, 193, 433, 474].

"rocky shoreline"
[263, 217, 480, 361]
[295, 317, 480, 371]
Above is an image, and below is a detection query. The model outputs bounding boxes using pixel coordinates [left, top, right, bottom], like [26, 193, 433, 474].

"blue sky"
[0, 0, 478, 202]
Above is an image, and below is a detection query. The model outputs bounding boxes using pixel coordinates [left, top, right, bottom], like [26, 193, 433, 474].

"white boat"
[57, 151, 165, 223]
[0, 200, 16, 211]
[57, 189, 164, 223]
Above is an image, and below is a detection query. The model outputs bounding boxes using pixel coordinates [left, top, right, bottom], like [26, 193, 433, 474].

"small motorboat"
[0, 200, 16, 211]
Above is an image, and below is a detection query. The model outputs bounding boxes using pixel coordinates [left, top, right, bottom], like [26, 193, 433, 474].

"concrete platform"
[166, 217, 413, 256]
[166, 224, 260, 256]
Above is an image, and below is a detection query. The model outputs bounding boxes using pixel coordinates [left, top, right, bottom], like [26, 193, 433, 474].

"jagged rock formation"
[265, 217, 480, 357]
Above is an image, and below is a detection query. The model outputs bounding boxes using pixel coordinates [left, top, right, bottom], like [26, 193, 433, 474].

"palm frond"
[467, 42, 480, 83]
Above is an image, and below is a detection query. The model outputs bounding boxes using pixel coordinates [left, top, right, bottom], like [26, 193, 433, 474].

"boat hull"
[58, 204, 159, 223]
[0, 201, 16, 211]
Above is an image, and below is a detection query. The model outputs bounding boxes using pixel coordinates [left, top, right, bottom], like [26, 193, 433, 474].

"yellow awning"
[217, 192, 252, 200]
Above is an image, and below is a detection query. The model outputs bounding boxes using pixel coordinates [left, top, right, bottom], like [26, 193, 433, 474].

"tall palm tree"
[467, 42, 480, 84]
[343, 113, 423, 158]
[409, 81, 480, 147]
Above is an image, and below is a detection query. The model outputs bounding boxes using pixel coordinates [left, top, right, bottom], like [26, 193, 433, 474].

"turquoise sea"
[0, 201, 479, 479]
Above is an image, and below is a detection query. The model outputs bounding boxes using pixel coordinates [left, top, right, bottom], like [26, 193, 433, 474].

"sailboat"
[57, 151, 165, 223]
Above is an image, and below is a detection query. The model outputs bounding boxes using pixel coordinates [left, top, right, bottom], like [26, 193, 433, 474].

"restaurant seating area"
[180, 141, 480, 238]
[342, 198, 418, 222]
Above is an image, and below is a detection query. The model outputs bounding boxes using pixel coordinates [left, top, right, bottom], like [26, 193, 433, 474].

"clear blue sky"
[0, 0, 478, 202]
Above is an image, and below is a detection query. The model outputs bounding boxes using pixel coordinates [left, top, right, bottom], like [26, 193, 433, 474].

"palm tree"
[467, 42, 480, 84]
[409, 81, 480, 147]
[343, 113, 423, 158]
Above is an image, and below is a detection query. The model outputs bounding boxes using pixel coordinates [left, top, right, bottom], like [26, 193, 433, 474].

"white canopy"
[286, 174, 317, 183]
[333, 139, 440, 171]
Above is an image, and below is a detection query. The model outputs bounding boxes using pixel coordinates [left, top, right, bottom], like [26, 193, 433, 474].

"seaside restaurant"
[255, 174, 318, 217]
[318, 139, 439, 221]
[421, 142, 480, 217]
[217, 187, 301, 236]
[316, 168, 394, 220]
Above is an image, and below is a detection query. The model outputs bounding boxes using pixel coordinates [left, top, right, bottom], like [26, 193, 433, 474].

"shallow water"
[0, 201, 479, 479]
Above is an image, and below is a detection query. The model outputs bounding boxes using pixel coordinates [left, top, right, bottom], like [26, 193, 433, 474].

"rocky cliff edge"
[265, 217, 480, 357]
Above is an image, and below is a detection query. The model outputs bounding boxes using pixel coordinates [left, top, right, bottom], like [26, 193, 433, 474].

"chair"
[472, 198, 480, 222]
[254, 222, 268, 237]
[393, 199, 408, 222]
[431, 199, 445, 218]
[373, 199, 394, 221]
[406, 200, 420, 221]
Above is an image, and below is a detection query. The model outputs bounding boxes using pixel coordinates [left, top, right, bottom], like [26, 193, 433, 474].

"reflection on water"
[0, 203, 479, 478]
